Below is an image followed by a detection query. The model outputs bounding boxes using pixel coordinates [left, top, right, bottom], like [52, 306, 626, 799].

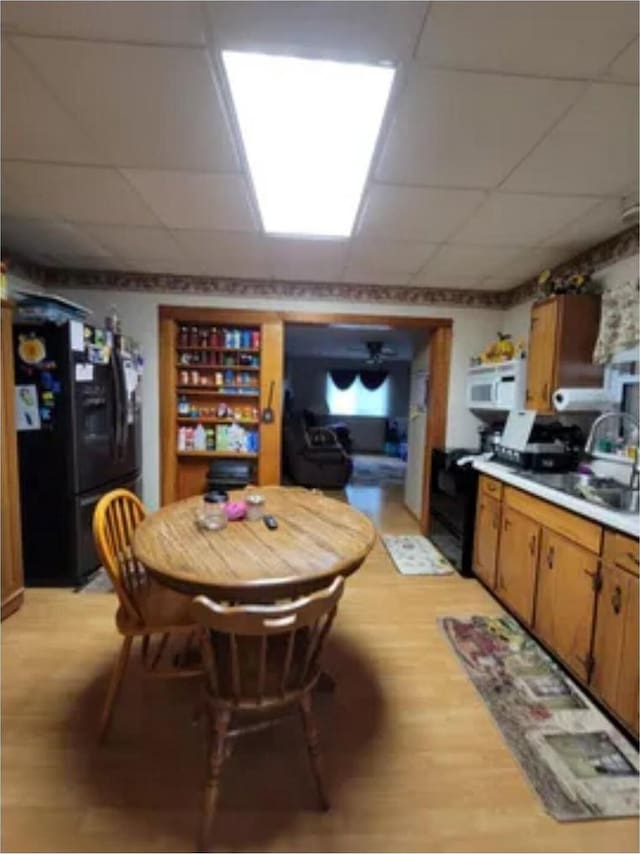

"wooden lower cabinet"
[591, 563, 639, 736]
[473, 492, 501, 589]
[534, 529, 598, 682]
[496, 506, 540, 625]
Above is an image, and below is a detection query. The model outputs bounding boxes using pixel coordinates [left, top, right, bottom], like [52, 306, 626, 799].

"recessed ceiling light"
[222, 51, 395, 239]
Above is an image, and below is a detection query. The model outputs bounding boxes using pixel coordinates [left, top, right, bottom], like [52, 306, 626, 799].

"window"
[222, 51, 395, 237]
[326, 374, 389, 417]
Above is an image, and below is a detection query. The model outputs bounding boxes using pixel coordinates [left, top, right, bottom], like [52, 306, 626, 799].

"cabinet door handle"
[504, 518, 511, 531]
[529, 534, 537, 556]
[546, 545, 555, 568]
[627, 551, 640, 566]
[542, 382, 549, 401]
[526, 391, 533, 402]
[492, 513, 500, 531]
[611, 585, 622, 615]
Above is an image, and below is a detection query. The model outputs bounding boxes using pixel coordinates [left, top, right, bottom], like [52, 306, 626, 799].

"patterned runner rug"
[440, 615, 639, 821]
[382, 535, 454, 575]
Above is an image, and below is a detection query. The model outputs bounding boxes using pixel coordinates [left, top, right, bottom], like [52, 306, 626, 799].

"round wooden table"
[132, 486, 377, 603]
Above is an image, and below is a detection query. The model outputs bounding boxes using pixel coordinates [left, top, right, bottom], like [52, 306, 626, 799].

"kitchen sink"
[518, 471, 640, 515]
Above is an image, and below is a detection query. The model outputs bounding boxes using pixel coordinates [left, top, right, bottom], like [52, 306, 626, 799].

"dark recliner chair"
[283, 412, 353, 489]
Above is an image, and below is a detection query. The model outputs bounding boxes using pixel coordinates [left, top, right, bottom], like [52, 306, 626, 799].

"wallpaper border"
[4, 225, 638, 311]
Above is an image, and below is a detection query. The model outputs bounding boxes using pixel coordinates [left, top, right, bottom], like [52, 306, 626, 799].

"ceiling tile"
[1, 42, 106, 164]
[14, 37, 239, 171]
[266, 238, 347, 281]
[341, 262, 410, 286]
[504, 83, 639, 196]
[477, 277, 519, 292]
[357, 184, 485, 242]
[348, 237, 439, 275]
[2, 162, 159, 225]
[420, 244, 523, 278]
[454, 193, 601, 246]
[411, 272, 484, 289]
[603, 39, 639, 84]
[491, 246, 575, 282]
[541, 199, 625, 249]
[2, 1, 205, 45]
[171, 230, 269, 278]
[375, 68, 582, 188]
[123, 171, 257, 231]
[1, 216, 111, 262]
[207, 1, 427, 62]
[417, 2, 638, 78]
[82, 224, 185, 263]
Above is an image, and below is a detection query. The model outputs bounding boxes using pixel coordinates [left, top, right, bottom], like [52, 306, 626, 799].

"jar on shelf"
[179, 326, 189, 347]
[189, 326, 199, 347]
[208, 327, 217, 348]
[190, 370, 200, 386]
[179, 369, 189, 385]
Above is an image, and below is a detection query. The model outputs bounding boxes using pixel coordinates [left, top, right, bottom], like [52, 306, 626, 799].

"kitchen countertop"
[473, 459, 640, 538]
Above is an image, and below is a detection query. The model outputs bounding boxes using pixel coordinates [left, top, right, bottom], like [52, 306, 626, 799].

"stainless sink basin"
[518, 471, 639, 515]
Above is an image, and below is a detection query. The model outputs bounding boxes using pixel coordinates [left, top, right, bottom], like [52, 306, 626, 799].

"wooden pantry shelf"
[177, 450, 258, 459]
[176, 346, 260, 354]
[176, 387, 260, 397]
[177, 417, 259, 425]
[177, 365, 260, 372]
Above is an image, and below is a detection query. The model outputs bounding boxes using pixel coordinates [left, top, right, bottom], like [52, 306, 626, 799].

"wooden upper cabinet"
[534, 528, 598, 682]
[1, 301, 24, 619]
[525, 295, 603, 414]
[473, 491, 501, 589]
[592, 563, 639, 736]
[496, 506, 540, 625]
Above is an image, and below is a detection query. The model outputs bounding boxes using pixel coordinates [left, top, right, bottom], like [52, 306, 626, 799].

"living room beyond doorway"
[282, 319, 434, 524]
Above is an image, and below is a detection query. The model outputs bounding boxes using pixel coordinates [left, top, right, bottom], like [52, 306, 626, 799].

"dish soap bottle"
[194, 423, 207, 451]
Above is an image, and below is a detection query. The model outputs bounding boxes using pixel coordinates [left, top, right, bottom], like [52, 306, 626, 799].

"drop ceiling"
[1, 1, 638, 291]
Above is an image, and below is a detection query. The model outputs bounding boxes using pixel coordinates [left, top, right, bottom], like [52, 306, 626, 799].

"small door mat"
[382, 535, 454, 575]
[440, 614, 639, 821]
[76, 567, 113, 593]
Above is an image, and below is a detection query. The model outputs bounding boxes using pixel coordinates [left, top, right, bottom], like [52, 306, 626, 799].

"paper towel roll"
[552, 388, 617, 412]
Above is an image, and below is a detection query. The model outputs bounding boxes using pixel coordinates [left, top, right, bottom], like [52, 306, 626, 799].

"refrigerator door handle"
[118, 353, 129, 459]
[111, 347, 123, 457]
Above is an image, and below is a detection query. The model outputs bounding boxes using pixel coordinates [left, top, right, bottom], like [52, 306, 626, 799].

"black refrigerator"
[13, 320, 143, 586]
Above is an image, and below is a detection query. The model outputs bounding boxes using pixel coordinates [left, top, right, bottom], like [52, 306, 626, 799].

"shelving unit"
[159, 307, 283, 503]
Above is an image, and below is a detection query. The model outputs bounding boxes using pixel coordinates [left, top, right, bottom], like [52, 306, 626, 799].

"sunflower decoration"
[18, 334, 46, 365]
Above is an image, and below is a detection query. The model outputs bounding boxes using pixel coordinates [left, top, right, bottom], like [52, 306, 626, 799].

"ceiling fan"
[347, 340, 397, 365]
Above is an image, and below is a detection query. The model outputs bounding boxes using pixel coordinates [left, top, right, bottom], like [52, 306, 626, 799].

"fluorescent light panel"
[222, 51, 395, 238]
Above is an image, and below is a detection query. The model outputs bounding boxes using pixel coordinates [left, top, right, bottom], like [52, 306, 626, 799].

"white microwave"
[466, 359, 527, 411]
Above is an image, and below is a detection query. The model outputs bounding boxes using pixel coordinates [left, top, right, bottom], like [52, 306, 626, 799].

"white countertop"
[473, 459, 640, 538]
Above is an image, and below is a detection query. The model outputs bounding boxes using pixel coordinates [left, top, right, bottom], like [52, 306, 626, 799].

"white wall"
[55, 286, 506, 508]
[404, 337, 429, 519]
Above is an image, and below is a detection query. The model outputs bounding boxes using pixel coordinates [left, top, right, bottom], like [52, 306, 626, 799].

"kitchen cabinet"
[1, 300, 24, 619]
[525, 294, 603, 414]
[592, 546, 639, 736]
[496, 505, 540, 625]
[473, 491, 501, 589]
[534, 528, 598, 682]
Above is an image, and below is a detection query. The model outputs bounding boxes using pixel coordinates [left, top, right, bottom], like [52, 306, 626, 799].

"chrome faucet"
[585, 411, 640, 490]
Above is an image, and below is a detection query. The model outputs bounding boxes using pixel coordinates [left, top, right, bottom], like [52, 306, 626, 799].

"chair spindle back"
[192, 576, 344, 705]
[93, 489, 148, 623]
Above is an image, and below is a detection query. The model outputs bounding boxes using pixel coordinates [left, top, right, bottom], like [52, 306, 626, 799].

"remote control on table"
[263, 515, 278, 530]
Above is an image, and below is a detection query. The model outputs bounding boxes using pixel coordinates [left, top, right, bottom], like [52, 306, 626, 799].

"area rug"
[350, 454, 406, 486]
[382, 535, 454, 575]
[76, 567, 113, 593]
[440, 615, 639, 821]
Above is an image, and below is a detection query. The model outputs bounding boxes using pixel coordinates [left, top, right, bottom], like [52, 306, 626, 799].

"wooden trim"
[258, 322, 284, 486]
[1, 588, 24, 621]
[279, 311, 452, 330]
[159, 306, 281, 324]
[421, 324, 452, 532]
[159, 315, 177, 505]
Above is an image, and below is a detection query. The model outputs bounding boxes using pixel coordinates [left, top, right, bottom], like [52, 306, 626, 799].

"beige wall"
[56, 286, 506, 508]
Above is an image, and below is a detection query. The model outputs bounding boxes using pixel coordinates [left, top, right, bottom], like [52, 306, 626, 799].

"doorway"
[280, 312, 452, 532]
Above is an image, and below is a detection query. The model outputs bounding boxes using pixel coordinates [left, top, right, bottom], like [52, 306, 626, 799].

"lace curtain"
[593, 277, 640, 364]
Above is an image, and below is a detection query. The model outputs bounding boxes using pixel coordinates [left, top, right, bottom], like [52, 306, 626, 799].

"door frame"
[280, 311, 453, 533]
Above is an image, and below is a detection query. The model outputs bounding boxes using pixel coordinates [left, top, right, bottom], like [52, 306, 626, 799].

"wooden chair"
[92, 488, 200, 741]
[191, 575, 344, 852]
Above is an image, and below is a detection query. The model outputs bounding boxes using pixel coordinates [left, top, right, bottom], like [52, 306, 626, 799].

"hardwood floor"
[2, 486, 638, 853]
